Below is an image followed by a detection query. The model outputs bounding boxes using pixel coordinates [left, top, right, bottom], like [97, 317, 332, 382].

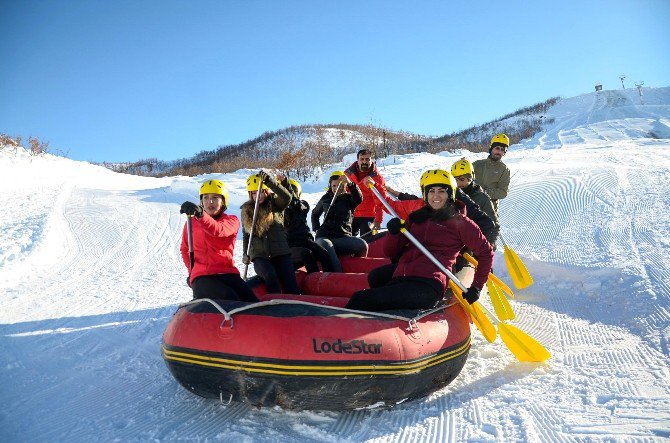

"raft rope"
[178, 298, 458, 330]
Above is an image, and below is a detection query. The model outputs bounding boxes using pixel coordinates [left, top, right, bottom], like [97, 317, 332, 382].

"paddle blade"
[490, 273, 515, 299]
[498, 322, 550, 362]
[462, 252, 515, 298]
[449, 281, 497, 343]
[487, 280, 515, 321]
[504, 245, 533, 289]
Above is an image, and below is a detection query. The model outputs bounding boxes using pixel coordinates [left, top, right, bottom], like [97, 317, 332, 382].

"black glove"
[387, 217, 406, 235]
[186, 276, 192, 288]
[258, 170, 271, 183]
[180, 201, 203, 218]
[463, 286, 481, 304]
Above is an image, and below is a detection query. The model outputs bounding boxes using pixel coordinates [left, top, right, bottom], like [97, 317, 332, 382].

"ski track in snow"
[2, 87, 670, 442]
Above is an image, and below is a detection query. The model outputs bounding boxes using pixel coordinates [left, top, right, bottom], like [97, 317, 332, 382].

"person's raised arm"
[311, 196, 325, 231]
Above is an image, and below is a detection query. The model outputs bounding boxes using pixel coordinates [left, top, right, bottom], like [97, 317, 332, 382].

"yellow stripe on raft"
[162, 336, 470, 377]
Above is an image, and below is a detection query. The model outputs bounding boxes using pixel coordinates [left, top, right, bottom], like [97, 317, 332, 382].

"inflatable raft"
[161, 256, 472, 410]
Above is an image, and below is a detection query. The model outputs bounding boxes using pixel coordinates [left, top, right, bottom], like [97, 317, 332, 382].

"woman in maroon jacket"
[345, 170, 493, 312]
[179, 179, 258, 302]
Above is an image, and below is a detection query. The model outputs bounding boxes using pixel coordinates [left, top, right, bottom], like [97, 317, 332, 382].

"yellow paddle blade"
[498, 322, 551, 362]
[504, 244, 534, 289]
[487, 280, 516, 321]
[449, 281, 497, 343]
[489, 273, 515, 299]
[462, 252, 515, 298]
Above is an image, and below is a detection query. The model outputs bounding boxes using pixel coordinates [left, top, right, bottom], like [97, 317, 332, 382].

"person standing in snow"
[345, 169, 493, 312]
[179, 179, 259, 302]
[472, 133, 511, 214]
[311, 171, 368, 272]
[241, 171, 301, 294]
[278, 174, 336, 273]
[344, 149, 386, 238]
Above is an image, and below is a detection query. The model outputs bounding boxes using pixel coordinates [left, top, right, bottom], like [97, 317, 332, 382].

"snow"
[2, 87, 670, 442]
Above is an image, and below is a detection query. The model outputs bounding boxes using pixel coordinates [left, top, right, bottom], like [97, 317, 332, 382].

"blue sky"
[1, 0, 669, 163]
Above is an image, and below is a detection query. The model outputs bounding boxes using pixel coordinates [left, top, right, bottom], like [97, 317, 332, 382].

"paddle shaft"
[186, 215, 194, 273]
[369, 185, 468, 293]
[322, 181, 342, 223]
[243, 178, 263, 280]
[463, 252, 515, 297]
[369, 185, 550, 360]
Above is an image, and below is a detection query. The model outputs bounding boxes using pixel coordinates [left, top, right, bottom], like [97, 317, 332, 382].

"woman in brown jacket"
[241, 170, 301, 294]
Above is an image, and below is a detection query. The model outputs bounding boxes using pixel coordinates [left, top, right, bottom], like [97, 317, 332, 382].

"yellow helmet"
[246, 174, 269, 192]
[451, 158, 474, 178]
[490, 133, 510, 149]
[326, 170, 346, 190]
[420, 169, 457, 201]
[329, 170, 345, 180]
[287, 178, 302, 198]
[199, 179, 229, 207]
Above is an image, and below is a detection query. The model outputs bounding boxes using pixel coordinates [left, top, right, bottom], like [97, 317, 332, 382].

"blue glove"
[387, 218, 406, 235]
[463, 286, 481, 304]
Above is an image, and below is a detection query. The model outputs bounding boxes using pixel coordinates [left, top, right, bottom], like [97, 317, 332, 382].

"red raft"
[162, 256, 472, 410]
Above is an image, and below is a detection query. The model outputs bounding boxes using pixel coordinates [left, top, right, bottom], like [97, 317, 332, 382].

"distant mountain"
[101, 96, 561, 179]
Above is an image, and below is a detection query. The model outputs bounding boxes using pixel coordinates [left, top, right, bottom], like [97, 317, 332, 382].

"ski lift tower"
[635, 81, 644, 105]
[620, 74, 627, 89]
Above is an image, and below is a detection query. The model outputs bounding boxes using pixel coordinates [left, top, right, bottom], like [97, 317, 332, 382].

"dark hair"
[489, 142, 508, 154]
[408, 201, 456, 224]
[357, 149, 373, 158]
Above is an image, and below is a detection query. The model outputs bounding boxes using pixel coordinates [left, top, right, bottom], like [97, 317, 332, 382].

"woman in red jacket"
[179, 179, 258, 302]
[345, 170, 493, 312]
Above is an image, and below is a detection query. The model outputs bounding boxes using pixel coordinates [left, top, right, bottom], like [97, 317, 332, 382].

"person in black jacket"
[311, 171, 368, 272]
[279, 174, 335, 273]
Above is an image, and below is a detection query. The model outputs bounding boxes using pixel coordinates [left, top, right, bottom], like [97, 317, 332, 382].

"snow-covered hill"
[1, 87, 670, 442]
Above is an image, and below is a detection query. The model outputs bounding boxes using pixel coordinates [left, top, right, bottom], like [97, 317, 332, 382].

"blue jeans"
[253, 254, 302, 294]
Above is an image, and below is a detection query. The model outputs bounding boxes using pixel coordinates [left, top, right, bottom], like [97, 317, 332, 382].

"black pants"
[290, 239, 335, 273]
[191, 274, 259, 302]
[253, 254, 302, 294]
[345, 277, 442, 312]
[352, 217, 375, 237]
[368, 263, 397, 288]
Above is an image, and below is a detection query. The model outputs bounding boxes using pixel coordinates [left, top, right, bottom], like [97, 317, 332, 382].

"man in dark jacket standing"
[451, 157, 499, 245]
[344, 149, 386, 238]
[473, 133, 511, 214]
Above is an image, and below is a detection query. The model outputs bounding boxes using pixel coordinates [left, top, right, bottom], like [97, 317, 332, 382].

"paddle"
[487, 279, 515, 321]
[407, 228, 549, 362]
[370, 184, 550, 362]
[368, 185, 496, 343]
[463, 252, 515, 298]
[243, 176, 263, 280]
[395, 216, 548, 361]
[322, 181, 342, 223]
[186, 215, 194, 272]
[448, 281, 497, 343]
[459, 251, 516, 318]
[499, 232, 534, 289]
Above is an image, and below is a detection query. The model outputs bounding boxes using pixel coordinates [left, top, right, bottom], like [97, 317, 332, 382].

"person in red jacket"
[179, 179, 259, 302]
[345, 170, 493, 312]
[344, 149, 386, 238]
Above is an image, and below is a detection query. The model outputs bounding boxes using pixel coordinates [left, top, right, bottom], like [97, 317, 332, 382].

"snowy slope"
[1, 87, 670, 442]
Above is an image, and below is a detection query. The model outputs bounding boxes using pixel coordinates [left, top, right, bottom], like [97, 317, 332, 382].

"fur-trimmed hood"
[240, 199, 275, 238]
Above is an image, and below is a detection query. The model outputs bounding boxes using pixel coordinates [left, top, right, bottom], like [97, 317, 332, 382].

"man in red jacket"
[344, 149, 386, 238]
